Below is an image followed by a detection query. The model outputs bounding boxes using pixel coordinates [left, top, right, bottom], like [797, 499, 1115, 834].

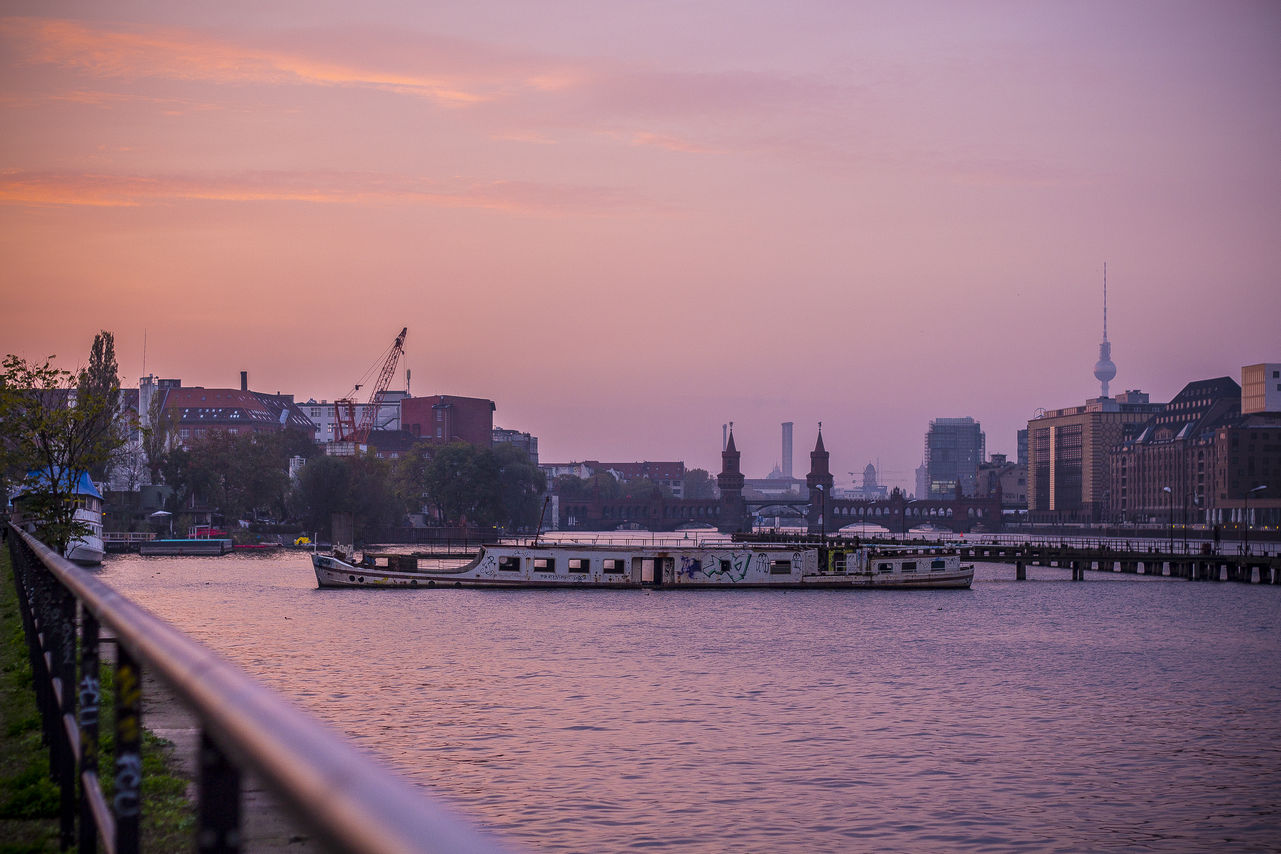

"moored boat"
[8, 468, 105, 566]
[312, 539, 973, 590]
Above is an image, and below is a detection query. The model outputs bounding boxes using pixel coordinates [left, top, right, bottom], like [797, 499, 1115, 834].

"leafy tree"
[290, 452, 401, 539]
[586, 471, 621, 500]
[0, 333, 124, 553]
[77, 331, 121, 480]
[493, 442, 546, 531]
[347, 454, 403, 532]
[292, 453, 351, 537]
[390, 441, 434, 514]
[421, 442, 496, 526]
[552, 471, 620, 501]
[620, 477, 662, 501]
[181, 431, 292, 524]
[554, 474, 587, 500]
[683, 468, 717, 499]
[141, 392, 177, 485]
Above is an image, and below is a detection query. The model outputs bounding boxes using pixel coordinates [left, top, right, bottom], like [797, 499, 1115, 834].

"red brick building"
[400, 394, 495, 448]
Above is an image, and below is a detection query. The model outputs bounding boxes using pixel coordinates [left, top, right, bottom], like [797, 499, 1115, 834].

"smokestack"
[240, 371, 248, 392]
[782, 422, 794, 479]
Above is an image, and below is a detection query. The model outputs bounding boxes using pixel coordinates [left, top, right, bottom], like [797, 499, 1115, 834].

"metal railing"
[6, 524, 511, 854]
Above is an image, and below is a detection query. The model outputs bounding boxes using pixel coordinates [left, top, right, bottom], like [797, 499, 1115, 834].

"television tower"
[1093, 263, 1117, 398]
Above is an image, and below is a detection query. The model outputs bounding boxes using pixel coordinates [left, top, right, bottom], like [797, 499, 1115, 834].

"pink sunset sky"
[2, 1, 1279, 490]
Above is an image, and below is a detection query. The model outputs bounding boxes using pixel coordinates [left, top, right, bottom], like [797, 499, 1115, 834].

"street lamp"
[1162, 486, 1172, 553]
[1244, 484, 1267, 555]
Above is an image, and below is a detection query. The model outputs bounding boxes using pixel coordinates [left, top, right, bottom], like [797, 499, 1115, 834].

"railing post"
[54, 580, 77, 850]
[198, 731, 243, 853]
[114, 646, 143, 854]
[79, 611, 101, 854]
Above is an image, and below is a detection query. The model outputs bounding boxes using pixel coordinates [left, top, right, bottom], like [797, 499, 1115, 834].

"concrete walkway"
[141, 667, 318, 852]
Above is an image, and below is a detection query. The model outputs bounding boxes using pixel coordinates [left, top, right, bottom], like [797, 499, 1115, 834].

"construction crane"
[334, 327, 407, 445]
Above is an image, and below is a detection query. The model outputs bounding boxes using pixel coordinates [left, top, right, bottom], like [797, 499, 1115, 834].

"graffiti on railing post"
[114, 654, 143, 835]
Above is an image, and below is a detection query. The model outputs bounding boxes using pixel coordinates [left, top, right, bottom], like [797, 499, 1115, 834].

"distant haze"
[3, 1, 1278, 491]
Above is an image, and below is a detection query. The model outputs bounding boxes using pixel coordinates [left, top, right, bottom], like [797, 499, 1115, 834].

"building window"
[568, 558, 589, 573]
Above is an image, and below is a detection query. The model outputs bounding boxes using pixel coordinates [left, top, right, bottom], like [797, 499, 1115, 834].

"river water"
[98, 549, 1281, 853]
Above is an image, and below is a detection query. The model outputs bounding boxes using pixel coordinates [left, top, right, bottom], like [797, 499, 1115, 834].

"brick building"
[400, 395, 495, 448]
[1108, 378, 1239, 524]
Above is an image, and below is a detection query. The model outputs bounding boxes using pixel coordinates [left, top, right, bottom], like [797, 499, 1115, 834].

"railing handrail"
[10, 525, 512, 854]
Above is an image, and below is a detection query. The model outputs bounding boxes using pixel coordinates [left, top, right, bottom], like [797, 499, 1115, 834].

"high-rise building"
[1242, 363, 1281, 415]
[924, 417, 985, 499]
[1026, 391, 1163, 522]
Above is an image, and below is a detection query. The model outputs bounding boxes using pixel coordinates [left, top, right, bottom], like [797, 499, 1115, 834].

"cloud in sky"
[1, 3, 1279, 486]
[0, 168, 661, 215]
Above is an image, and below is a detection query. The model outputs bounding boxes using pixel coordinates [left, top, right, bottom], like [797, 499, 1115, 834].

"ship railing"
[5, 523, 511, 854]
[101, 531, 156, 544]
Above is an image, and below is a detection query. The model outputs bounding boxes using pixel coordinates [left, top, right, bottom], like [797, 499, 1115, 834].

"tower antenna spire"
[1093, 262, 1117, 398]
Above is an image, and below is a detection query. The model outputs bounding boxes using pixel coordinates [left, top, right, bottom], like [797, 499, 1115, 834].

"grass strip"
[0, 544, 194, 852]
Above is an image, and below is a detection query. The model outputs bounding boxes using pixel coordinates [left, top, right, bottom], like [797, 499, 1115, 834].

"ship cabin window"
[602, 558, 625, 574]
[568, 558, 589, 573]
[931, 559, 946, 571]
[877, 562, 893, 573]
[498, 556, 521, 572]
[534, 557, 556, 573]
[769, 560, 792, 575]
[901, 561, 917, 573]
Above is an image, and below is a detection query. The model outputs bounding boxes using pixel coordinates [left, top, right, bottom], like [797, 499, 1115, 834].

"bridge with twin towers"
[557, 426, 1005, 534]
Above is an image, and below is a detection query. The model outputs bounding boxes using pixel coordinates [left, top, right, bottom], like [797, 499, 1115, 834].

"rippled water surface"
[99, 552, 1281, 852]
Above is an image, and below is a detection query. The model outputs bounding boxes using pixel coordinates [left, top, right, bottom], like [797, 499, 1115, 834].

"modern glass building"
[924, 417, 985, 500]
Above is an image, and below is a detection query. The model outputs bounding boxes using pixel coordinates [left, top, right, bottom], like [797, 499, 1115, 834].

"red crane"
[334, 327, 407, 445]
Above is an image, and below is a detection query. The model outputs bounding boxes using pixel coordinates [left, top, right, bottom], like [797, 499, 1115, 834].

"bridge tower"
[717, 425, 748, 533]
[806, 424, 835, 534]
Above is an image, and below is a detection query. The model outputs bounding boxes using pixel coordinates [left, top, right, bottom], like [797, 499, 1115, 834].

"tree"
[683, 468, 717, 499]
[292, 453, 350, 537]
[290, 452, 401, 539]
[141, 392, 177, 485]
[421, 442, 497, 527]
[493, 442, 546, 531]
[77, 331, 121, 480]
[181, 430, 292, 524]
[390, 441, 434, 514]
[0, 333, 125, 552]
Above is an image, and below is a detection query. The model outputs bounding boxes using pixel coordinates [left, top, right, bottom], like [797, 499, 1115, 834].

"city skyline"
[3, 1, 1279, 491]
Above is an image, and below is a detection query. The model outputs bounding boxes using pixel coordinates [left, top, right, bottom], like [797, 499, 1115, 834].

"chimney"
[240, 371, 248, 392]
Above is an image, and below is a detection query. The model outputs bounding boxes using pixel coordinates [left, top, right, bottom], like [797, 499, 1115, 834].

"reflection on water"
[100, 551, 1281, 852]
